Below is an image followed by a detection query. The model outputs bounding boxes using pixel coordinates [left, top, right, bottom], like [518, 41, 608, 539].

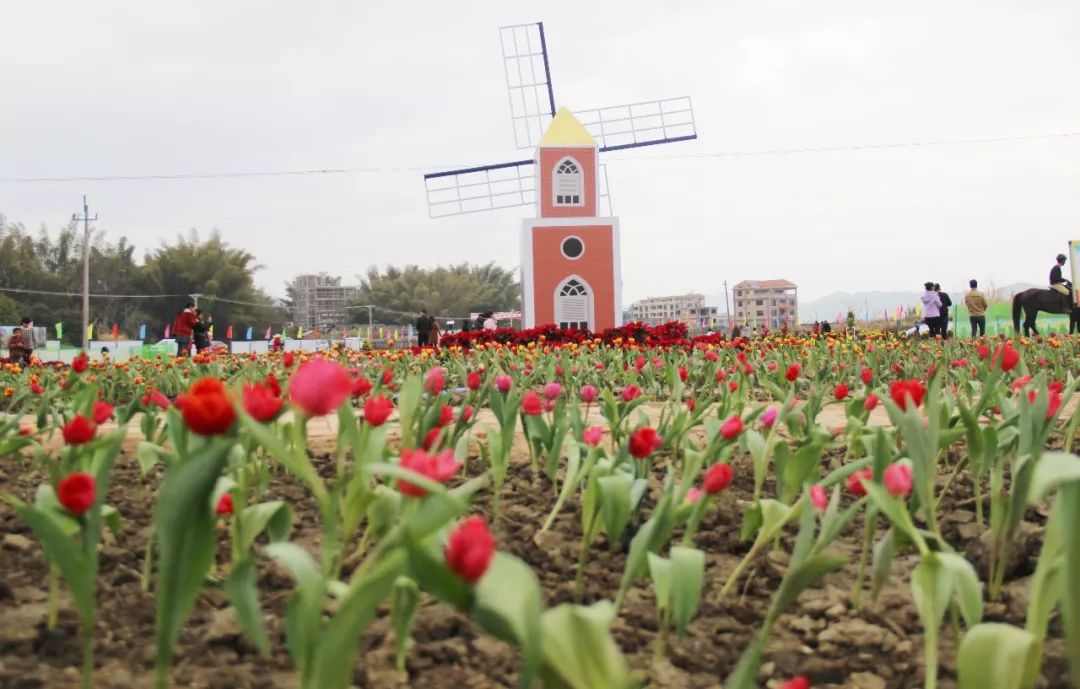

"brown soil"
[0, 408, 1072, 689]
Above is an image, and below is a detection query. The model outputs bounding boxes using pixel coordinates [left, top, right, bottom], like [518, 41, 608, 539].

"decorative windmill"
[424, 21, 697, 331]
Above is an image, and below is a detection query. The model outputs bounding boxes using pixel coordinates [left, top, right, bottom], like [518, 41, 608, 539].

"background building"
[733, 279, 798, 329]
[291, 273, 359, 331]
[627, 293, 721, 328]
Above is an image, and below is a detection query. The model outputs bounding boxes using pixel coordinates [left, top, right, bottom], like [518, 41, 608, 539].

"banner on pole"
[139, 324, 147, 340]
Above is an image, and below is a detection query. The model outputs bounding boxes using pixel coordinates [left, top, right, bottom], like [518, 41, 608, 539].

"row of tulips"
[2, 329, 1080, 688]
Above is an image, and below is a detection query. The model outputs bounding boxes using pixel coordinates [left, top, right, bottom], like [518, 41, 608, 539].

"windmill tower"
[424, 22, 697, 330]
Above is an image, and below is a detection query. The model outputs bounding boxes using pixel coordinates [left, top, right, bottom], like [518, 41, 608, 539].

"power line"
[0, 286, 189, 299]
[2, 131, 1076, 184]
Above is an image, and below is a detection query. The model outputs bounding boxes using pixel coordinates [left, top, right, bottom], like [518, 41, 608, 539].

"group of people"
[171, 302, 214, 356]
[5, 317, 36, 364]
[414, 309, 497, 346]
[919, 282, 955, 338]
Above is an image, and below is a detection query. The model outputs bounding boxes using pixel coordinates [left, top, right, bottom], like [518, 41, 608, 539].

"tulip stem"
[852, 515, 875, 609]
[141, 524, 155, 592]
[81, 622, 94, 689]
[47, 565, 59, 630]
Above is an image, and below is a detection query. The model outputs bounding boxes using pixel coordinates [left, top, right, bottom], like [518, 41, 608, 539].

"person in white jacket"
[921, 282, 942, 337]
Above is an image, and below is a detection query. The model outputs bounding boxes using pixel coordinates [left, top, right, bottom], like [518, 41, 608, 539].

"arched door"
[555, 277, 592, 330]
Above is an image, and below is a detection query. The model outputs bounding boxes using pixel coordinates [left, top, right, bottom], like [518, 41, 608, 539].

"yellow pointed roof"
[540, 107, 596, 146]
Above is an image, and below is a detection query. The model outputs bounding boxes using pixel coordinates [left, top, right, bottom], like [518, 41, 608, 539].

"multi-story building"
[733, 279, 798, 330]
[627, 293, 721, 328]
[291, 274, 360, 331]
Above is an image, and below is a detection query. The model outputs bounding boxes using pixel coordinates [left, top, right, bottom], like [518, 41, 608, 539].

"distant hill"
[799, 283, 1037, 323]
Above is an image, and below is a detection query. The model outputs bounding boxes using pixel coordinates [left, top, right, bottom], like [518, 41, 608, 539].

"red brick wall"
[538, 147, 597, 218]
[530, 224, 616, 330]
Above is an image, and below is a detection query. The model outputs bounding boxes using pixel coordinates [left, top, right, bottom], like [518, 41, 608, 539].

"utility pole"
[73, 196, 97, 350]
[723, 280, 731, 332]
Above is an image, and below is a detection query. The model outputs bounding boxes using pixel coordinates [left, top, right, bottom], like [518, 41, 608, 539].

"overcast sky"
[2, 0, 1078, 307]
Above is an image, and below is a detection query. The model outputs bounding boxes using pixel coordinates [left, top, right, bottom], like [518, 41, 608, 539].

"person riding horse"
[1050, 253, 1072, 309]
[1014, 252, 1080, 335]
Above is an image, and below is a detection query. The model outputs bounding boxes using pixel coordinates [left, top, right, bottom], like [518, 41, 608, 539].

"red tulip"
[397, 448, 461, 497]
[977, 344, 991, 359]
[703, 463, 733, 494]
[445, 516, 495, 584]
[363, 394, 394, 426]
[351, 375, 373, 398]
[437, 404, 455, 428]
[215, 492, 234, 516]
[243, 382, 283, 422]
[889, 379, 926, 410]
[30, 382, 44, 394]
[847, 468, 873, 497]
[71, 352, 88, 373]
[62, 414, 97, 445]
[678, 365, 688, 382]
[883, 463, 913, 498]
[580, 385, 598, 403]
[521, 391, 543, 416]
[864, 393, 880, 411]
[141, 389, 170, 410]
[265, 374, 282, 397]
[91, 401, 115, 425]
[779, 677, 810, 689]
[289, 359, 352, 417]
[177, 377, 236, 435]
[991, 343, 1019, 372]
[283, 351, 295, 368]
[834, 383, 849, 400]
[466, 371, 482, 390]
[861, 368, 873, 385]
[621, 385, 642, 402]
[720, 414, 744, 440]
[629, 427, 662, 459]
[785, 363, 800, 382]
[57, 472, 96, 515]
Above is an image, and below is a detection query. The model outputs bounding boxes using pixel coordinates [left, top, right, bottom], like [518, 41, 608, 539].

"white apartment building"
[733, 279, 798, 329]
[291, 274, 360, 331]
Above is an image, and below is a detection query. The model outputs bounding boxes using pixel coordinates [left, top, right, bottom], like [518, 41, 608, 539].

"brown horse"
[1012, 288, 1080, 336]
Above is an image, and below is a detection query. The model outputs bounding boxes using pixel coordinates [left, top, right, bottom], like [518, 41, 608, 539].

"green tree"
[140, 230, 279, 337]
[353, 262, 520, 325]
[0, 293, 21, 324]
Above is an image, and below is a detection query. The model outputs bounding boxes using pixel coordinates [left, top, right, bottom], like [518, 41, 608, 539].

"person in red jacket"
[172, 302, 197, 356]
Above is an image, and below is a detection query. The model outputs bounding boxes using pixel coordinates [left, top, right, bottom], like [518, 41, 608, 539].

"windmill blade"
[597, 163, 614, 216]
[574, 96, 697, 152]
[499, 22, 556, 150]
[423, 159, 613, 219]
[424, 159, 535, 218]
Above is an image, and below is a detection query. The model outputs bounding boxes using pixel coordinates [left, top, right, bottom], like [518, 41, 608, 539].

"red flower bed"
[439, 321, 701, 350]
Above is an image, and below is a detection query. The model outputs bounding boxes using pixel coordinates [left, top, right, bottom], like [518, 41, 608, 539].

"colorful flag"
[296, 326, 303, 338]
[139, 324, 147, 340]
[164, 324, 171, 338]
[112, 323, 119, 339]
[245, 326, 253, 341]
[55, 322, 63, 340]
[313, 328, 319, 339]
[264, 326, 271, 340]
[208, 325, 214, 339]
[87, 323, 94, 340]
[225, 325, 233, 339]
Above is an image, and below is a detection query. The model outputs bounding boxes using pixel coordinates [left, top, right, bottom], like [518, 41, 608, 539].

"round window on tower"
[561, 236, 584, 260]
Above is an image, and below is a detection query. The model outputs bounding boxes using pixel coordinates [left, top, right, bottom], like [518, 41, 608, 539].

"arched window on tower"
[556, 277, 591, 330]
[554, 158, 583, 206]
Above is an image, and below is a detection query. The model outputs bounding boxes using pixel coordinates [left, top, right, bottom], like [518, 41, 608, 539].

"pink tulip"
[583, 425, 604, 446]
[544, 382, 562, 400]
[761, 407, 778, 429]
[495, 374, 512, 393]
[580, 385, 598, 403]
[883, 463, 913, 498]
[809, 484, 829, 512]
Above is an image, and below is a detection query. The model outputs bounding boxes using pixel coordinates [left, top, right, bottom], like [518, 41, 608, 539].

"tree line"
[0, 214, 276, 344]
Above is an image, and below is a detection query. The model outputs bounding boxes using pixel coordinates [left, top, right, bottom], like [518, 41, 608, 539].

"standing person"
[192, 310, 211, 353]
[934, 284, 952, 339]
[1050, 253, 1071, 308]
[173, 302, 197, 356]
[427, 317, 441, 347]
[483, 311, 497, 331]
[415, 309, 432, 347]
[964, 279, 988, 337]
[921, 282, 942, 337]
[19, 317, 37, 354]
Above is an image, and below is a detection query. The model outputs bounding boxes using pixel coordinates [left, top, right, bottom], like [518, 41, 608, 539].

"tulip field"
[3, 325, 1080, 689]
